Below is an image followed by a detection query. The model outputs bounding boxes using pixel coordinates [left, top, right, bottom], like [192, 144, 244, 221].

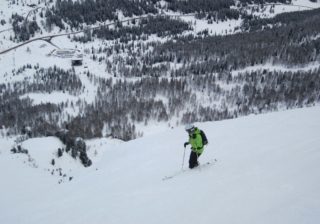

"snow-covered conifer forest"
[1, 0, 320, 141]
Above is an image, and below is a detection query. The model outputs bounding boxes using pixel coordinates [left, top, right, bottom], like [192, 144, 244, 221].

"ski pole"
[181, 146, 186, 170]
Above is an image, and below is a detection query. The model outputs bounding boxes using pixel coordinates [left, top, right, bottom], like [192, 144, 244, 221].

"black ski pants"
[189, 151, 201, 169]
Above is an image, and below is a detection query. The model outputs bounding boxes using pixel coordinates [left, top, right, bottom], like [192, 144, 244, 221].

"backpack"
[200, 130, 208, 145]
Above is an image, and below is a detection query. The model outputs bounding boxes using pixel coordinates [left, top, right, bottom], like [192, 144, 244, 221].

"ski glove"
[184, 142, 189, 148]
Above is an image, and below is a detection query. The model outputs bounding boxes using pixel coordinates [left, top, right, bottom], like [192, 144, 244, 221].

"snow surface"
[1, 106, 320, 224]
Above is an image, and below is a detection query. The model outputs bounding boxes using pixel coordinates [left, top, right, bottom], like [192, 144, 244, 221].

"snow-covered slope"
[1, 106, 320, 224]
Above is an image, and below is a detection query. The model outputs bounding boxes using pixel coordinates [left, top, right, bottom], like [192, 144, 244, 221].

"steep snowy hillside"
[1, 106, 320, 224]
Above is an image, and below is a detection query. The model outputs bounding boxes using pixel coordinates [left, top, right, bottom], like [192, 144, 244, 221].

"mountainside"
[1, 106, 320, 224]
[1, 0, 320, 143]
[0, 0, 320, 224]
[1, 1, 320, 222]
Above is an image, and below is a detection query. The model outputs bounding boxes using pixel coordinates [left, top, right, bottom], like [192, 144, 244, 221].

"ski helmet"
[185, 124, 195, 132]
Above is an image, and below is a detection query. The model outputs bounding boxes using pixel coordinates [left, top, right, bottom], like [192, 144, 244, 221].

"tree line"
[74, 16, 192, 43]
[146, 7, 320, 74]
[1, 66, 319, 141]
[46, 0, 292, 30]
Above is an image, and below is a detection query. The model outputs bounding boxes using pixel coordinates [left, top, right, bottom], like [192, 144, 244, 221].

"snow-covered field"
[0, 106, 320, 224]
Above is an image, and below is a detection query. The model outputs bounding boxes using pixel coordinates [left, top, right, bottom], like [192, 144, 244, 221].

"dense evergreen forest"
[47, 0, 291, 30]
[1, 66, 319, 140]
[10, 0, 293, 41]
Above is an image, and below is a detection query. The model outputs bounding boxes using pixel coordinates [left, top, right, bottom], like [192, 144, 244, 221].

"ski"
[162, 159, 218, 181]
[162, 169, 187, 181]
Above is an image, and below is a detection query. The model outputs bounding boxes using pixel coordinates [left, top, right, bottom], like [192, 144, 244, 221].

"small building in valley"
[71, 58, 83, 66]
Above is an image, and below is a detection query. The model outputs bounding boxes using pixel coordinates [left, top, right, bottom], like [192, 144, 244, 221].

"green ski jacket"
[189, 128, 204, 154]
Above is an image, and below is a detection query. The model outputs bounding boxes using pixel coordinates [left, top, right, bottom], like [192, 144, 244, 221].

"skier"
[183, 124, 207, 169]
